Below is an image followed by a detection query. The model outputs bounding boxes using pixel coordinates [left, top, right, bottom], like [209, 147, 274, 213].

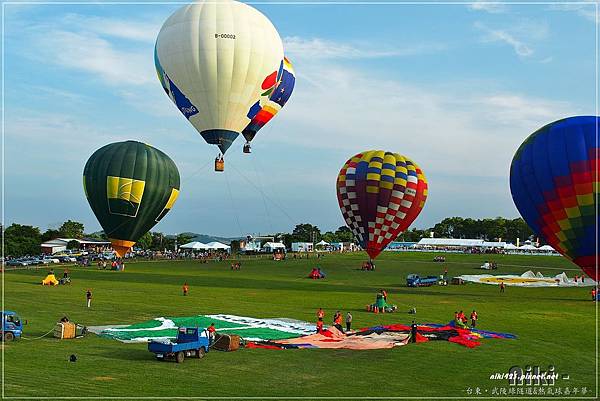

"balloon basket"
[243, 143, 251, 154]
[215, 159, 225, 172]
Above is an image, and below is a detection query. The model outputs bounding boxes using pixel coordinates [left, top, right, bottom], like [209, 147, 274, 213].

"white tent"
[316, 240, 329, 246]
[205, 241, 231, 250]
[538, 245, 556, 252]
[262, 242, 286, 252]
[180, 241, 210, 250]
[504, 243, 518, 250]
[518, 244, 537, 250]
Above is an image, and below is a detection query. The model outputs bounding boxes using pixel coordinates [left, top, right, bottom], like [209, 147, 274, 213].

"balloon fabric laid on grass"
[241, 56, 296, 152]
[336, 151, 428, 260]
[83, 141, 181, 257]
[510, 116, 599, 281]
[154, 0, 284, 161]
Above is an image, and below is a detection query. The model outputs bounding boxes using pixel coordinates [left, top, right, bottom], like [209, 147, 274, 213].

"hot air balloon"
[154, 0, 284, 171]
[83, 141, 181, 257]
[336, 150, 428, 262]
[241, 56, 296, 153]
[510, 116, 599, 281]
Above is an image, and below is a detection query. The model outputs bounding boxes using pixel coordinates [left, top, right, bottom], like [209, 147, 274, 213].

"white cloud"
[33, 29, 155, 86]
[268, 61, 578, 181]
[549, 3, 597, 24]
[62, 13, 161, 42]
[283, 36, 446, 60]
[474, 21, 534, 57]
[468, 2, 507, 14]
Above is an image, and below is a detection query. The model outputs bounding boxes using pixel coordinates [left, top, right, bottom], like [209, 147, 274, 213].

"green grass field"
[2, 252, 597, 399]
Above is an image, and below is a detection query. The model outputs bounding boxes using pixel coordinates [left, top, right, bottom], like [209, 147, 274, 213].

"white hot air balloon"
[155, 0, 284, 171]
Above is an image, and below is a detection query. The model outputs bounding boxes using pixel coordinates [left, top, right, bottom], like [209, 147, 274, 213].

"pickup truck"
[1, 311, 24, 341]
[406, 274, 439, 287]
[148, 327, 210, 363]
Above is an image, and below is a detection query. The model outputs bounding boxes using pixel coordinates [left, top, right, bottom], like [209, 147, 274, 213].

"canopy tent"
[262, 242, 286, 252]
[179, 241, 210, 250]
[538, 245, 556, 251]
[518, 244, 537, 250]
[205, 241, 231, 250]
[504, 243, 518, 250]
[316, 240, 330, 246]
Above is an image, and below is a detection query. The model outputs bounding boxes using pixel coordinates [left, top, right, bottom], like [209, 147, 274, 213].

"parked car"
[6, 259, 28, 267]
[58, 256, 76, 263]
[40, 257, 60, 264]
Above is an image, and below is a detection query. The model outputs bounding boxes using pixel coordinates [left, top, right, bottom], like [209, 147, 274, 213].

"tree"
[4, 224, 41, 257]
[137, 232, 152, 250]
[291, 224, 321, 242]
[67, 240, 80, 250]
[58, 220, 85, 239]
[41, 229, 61, 243]
[334, 226, 354, 242]
[176, 233, 194, 248]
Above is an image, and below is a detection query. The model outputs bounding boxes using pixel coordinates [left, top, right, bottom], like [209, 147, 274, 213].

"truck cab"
[148, 327, 210, 363]
[2, 311, 24, 341]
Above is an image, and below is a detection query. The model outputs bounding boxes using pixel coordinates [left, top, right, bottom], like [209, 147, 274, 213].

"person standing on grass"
[207, 323, 216, 342]
[86, 289, 92, 308]
[410, 320, 418, 343]
[317, 308, 324, 322]
[182, 282, 189, 296]
[333, 311, 343, 332]
[470, 310, 478, 328]
[346, 312, 353, 332]
[500, 281, 505, 293]
[592, 287, 597, 301]
[316, 319, 324, 334]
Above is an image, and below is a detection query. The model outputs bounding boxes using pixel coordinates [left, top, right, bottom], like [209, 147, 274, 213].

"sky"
[2, 0, 598, 237]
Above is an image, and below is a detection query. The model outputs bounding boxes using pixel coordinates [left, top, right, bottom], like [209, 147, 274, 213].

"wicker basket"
[212, 334, 241, 351]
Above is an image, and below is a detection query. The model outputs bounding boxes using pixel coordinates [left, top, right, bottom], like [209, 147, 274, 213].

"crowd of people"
[316, 308, 353, 333]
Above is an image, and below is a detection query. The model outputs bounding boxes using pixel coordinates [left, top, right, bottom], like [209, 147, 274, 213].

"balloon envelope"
[510, 116, 599, 280]
[155, 0, 284, 154]
[83, 141, 181, 257]
[242, 56, 296, 143]
[336, 150, 428, 260]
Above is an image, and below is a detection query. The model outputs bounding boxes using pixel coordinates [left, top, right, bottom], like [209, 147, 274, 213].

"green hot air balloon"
[83, 141, 181, 257]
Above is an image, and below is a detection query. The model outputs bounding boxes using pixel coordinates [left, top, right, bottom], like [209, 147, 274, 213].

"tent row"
[179, 241, 231, 251]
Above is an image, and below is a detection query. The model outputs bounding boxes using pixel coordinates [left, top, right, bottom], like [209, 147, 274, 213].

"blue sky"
[2, 1, 597, 237]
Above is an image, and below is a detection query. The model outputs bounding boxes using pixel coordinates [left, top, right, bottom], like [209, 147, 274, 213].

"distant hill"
[180, 233, 245, 245]
[87, 231, 243, 245]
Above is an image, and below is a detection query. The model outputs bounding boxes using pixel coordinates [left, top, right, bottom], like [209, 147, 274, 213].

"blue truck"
[1, 311, 24, 341]
[406, 274, 439, 287]
[148, 327, 210, 363]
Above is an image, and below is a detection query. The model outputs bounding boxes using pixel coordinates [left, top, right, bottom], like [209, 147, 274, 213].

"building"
[291, 242, 313, 252]
[40, 238, 111, 254]
[262, 242, 286, 253]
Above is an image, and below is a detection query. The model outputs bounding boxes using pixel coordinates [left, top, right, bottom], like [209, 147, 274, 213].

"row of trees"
[2, 216, 536, 258]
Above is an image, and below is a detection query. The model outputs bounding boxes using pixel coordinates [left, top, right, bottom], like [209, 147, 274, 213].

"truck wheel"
[3, 332, 14, 342]
[175, 351, 184, 363]
[196, 348, 205, 359]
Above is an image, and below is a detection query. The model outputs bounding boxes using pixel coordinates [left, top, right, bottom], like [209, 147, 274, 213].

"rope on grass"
[21, 327, 55, 340]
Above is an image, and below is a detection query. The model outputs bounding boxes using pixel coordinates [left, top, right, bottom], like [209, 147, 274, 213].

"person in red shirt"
[317, 308, 324, 322]
[592, 288, 597, 301]
[182, 282, 189, 296]
[470, 310, 478, 328]
[207, 323, 216, 342]
[316, 319, 324, 333]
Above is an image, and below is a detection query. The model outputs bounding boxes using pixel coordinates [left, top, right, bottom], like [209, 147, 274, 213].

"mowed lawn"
[2, 252, 597, 399]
